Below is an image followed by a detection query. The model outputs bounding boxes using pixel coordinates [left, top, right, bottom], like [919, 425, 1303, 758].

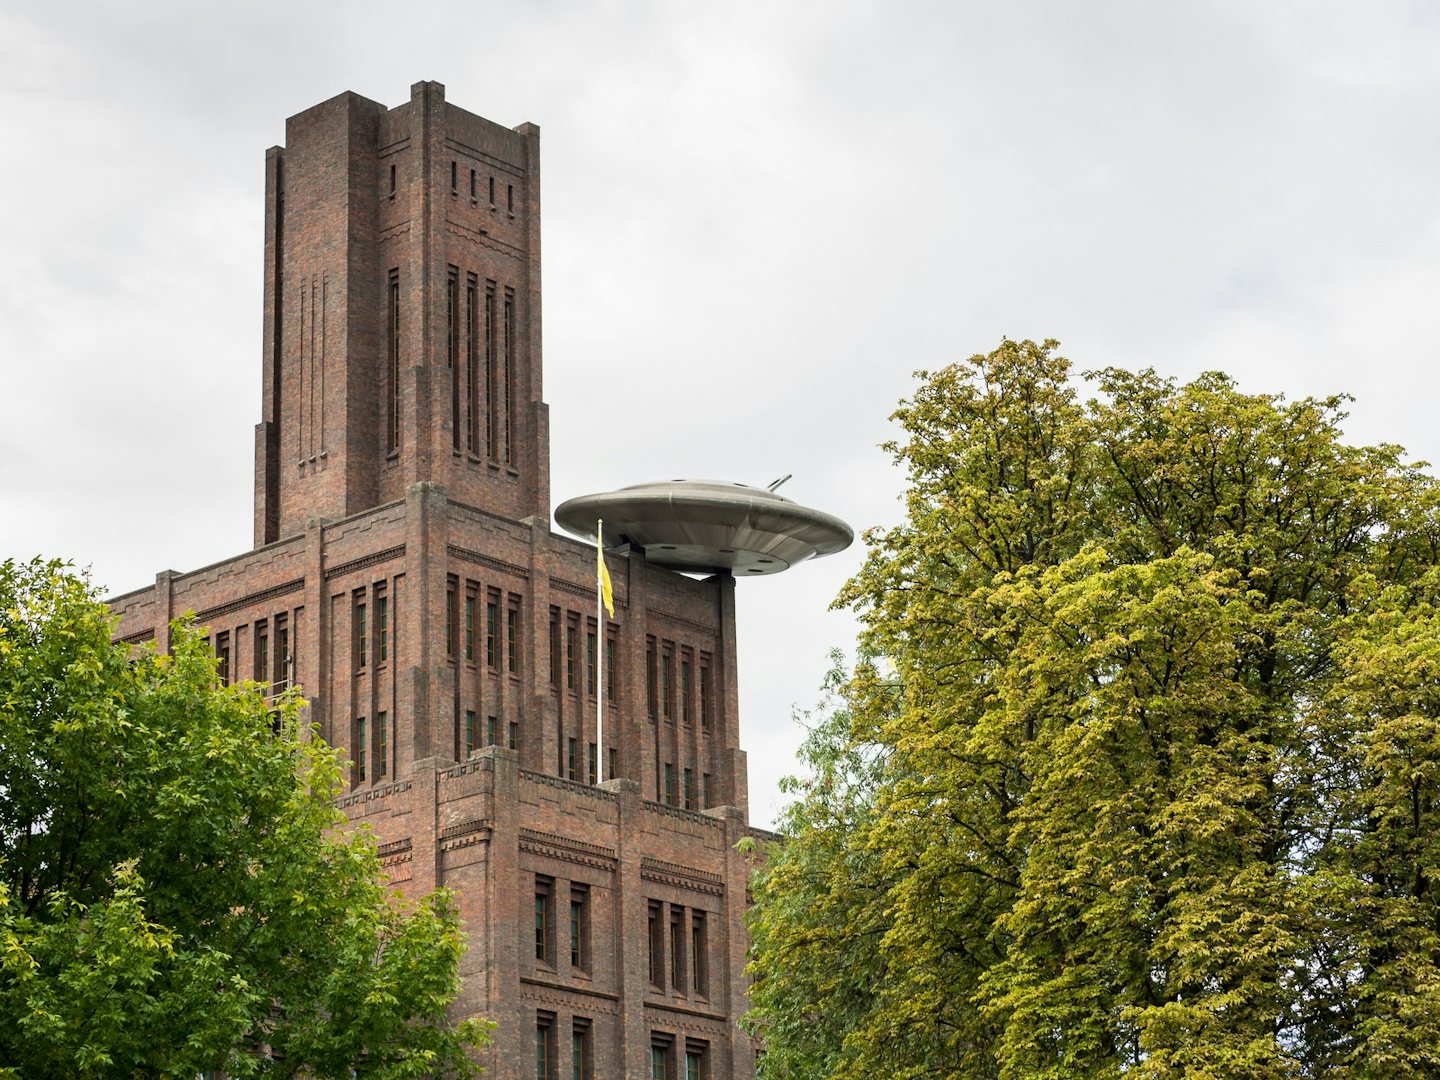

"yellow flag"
[597, 521, 614, 618]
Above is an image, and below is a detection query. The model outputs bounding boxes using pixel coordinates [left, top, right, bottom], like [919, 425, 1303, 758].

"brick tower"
[110, 82, 774, 1079]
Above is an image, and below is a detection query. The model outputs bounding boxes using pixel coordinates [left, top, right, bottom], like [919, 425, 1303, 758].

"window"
[646, 638, 658, 718]
[699, 663, 710, 728]
[355, 601, 367, 671]
[466, 274, 478, 451]
[486, 597, 498, 668]
[376, 594, 388, 663]
[470, 167, 477, 200]
[535, 878, 553, 964]
[536, 1017, 554, 1080]
[606, 633, 617, 702]
[570, 886, 589, 970]
[664, 764, 676, 807]
[355, 717, 367, 783]
[566, 623, 578, 691]
[465, 711, 478, 757]
[586, 629, 597, 696]
[650, 1043, 669, 1080]
[549, 608, 562, 687]
[450, 159, 458, 193]
[489, 174, 496, 206]
[587, 742, 597, 786]
[670, 905, 685, 989]
[684, 768, 695, 811]
[648, 900, 664, 988]
[448, 267, 460, 448]
[486, 714, 497, 747]
[485, 283, 497, 458]
[690, 912, 707, 996]
[465, 594, 476, 661]
[509, 720, 519, 750]
[567, 738, 579, 782]
[508, 605, 520, 673]
[377, 711, 388, 778]
[446, 581, 457, 656]
[507, 182, 514, 213]
[703, 773, 713, 809]
[572, 1022, 592, 1080]
[388, 162, 396, 198]
[661, 649, 674, 720]
[608, 747, 618, 782]
[216, 632, 230, 686]
[255, 621, 269, 683]
[685, 1048, 704, 1080]
[503, 288, 514, 463]
[276, 618, 290, 689]
[387, 269, 400, 450]
[680, 657, 691, 722]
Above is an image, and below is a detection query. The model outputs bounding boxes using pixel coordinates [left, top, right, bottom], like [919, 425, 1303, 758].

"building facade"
[110, 82, 773, 1080]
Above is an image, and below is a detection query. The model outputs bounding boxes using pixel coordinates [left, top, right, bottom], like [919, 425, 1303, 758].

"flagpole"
[596, 518, 605, 785]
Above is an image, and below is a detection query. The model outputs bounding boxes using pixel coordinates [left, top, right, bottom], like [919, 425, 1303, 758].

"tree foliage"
[0, 559, 489, 1078]
[746, 340, 1440, 1078]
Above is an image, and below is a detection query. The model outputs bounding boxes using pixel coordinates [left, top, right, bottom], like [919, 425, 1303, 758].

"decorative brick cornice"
[643, 801, 724, 830]
[445, 219, 526, 261]
[520, 769, 619, 803]
[649, 609, 718, 637]
[336, 778, 412, 809]
[640, 856, 725, 897]
[117, 627, 155, 646]
[520, 978, 621, 1015]
[376, 838, 413, 867]
[448, 545, 529, 580]
[440, 817, 492, 851]
[520, 828, 618, 872]
[324, 545, 405, 581]
[194, 578, 305, 624]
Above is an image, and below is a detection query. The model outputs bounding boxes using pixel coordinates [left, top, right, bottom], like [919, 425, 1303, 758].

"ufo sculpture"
[554, 480, 853, 576]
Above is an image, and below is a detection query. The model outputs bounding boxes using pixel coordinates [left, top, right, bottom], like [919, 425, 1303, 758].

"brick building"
[107, 81, 841, 1079]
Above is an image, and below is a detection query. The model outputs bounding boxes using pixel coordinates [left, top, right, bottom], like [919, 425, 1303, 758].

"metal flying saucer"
[554, 480, 853, 576]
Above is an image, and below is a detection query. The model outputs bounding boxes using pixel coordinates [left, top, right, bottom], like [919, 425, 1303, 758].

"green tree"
[746, 340, 1440, 1078]
[0, 559, 489, 1078]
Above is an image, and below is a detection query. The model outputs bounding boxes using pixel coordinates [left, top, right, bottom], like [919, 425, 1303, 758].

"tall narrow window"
[215, 632, 230, 686]
[484, 283, 497, 459]
[355, 600, 367, 672]
[648, 900, 664, 988]
[465, 711, 478, 757]
[448, 267, 460, 449]
[255, 621, 269, 683]
[567, 738, 578, 782]
[536, 1019, 554, 1080]
[646, 638, 658, 718]
[450, 159, 458, 193]
[586, 629, 597, 696]
[670, 905, 685, 989]
[549, 608, 562, 687]
[684, 768, 694, 811]
[651, 1044, 669, 1080]
[699, 663, 710, 728]
[486, 715, 497, 747]
[508, 604, 520, 673]
[486, 597, 499, 669]
[466, 274, 478, 452]
[608, 747, 618, 782]
[387, 270, 400, 451]
[509, 720, 519, 751]
[664, 764, 676, 807]
[446, 580, 457, 656]
[691, 912, 707, 996]
[276, 618, 290, 691]
[464, 593, 475, 661]
[566, 623, 578, 692]
[388, 162, 396, 198]
[489, 174, 496, 205]
[587, 743, 597, 786]
[535, 878, 553, 963]
[570, 886, 589, 970]
[661, 649, 674, 720]
[355, 716, 367, 783]
[376, 594, 388, 663]
[470, 167, 477, 200]
[572, 1022, 592, 1080]
[503, 288, 515, 464]
[376, 711, 388, 778]
[507, 182, 514, 213]
[606, 633, 617, 702]
[703, 773, 712, 809]
[685, 1049, 703, 1080]
[680, 657, 692, 722]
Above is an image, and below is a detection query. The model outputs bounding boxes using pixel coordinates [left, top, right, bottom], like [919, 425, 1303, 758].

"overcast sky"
[4, 1, 1440, 829]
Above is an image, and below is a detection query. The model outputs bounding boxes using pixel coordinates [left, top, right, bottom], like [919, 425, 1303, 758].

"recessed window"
[465, 593, 476, 661]
[465, 710, 478, 758]
[549, 607, 562, 687]
[535, 877, 554, 964]
[215, 632, 230, 687]
[487, 596, 499, 669]
[255, 621, 269, 683]
[508, 604, 520, 673]
[572, 1021, 592, 1080]
[570, 885, 590, 971]
[567, 622, 578, 692]
[586, 629, 597, 696]
[567, 738, 579, 782]
[699, 662, 710, 728]
[355, 716, 367, 783]
[690, 912, 707, 997]
[670, 904, 686, 989]
[355, 600, 367, 671]
[664, 764, 676, 807]
[684, 768, 695, 811]
[509, 720, 519, 751]
[486, 714, 498, 747]
[648, 900, 664, 989]
[376, 593, 388, 663]
[445, 579, 457, 656]
[376, 711, 388, 778]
